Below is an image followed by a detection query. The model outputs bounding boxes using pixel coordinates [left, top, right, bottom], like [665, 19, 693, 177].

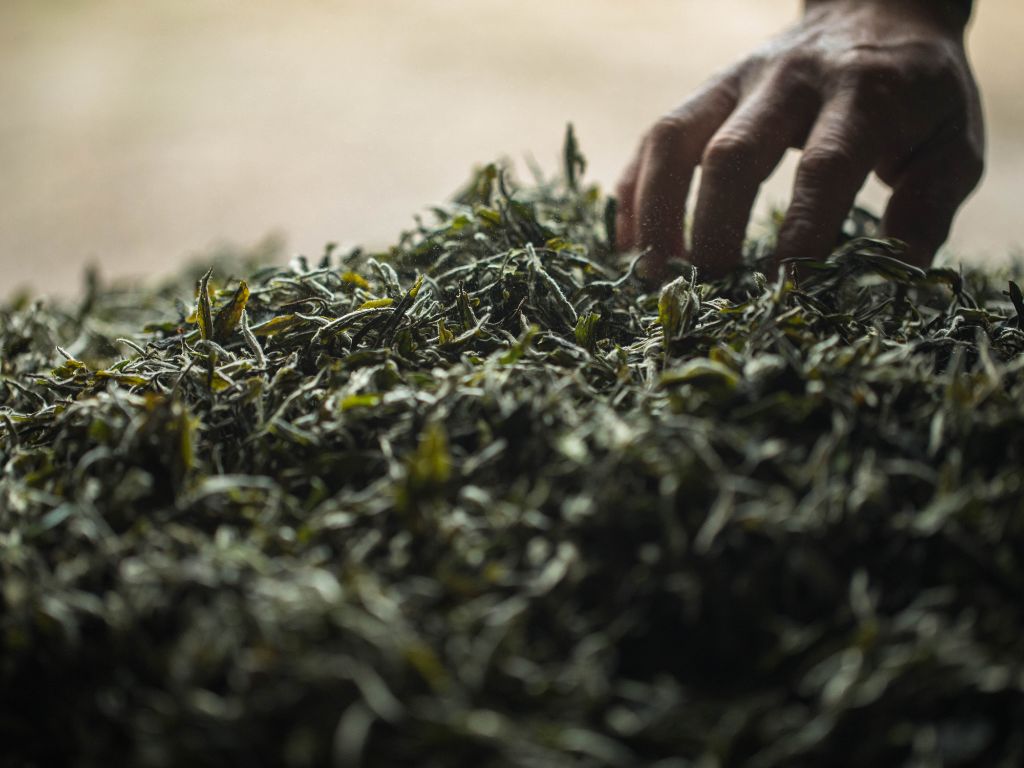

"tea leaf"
[358, 298, 395, 310]
[3, 133, 1024, 768]
[195, 267, 214, 341]
[574, 312, 601, 352]
[213, 279, 249, 342]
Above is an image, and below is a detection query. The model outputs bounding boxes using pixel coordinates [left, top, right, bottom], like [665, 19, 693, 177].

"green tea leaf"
[340, 393, 382, 411]
[358, 298, 395, 310]
[195, 267, 214, 341]
[213, 279, 249, 342]
[574, 312, 601, 352]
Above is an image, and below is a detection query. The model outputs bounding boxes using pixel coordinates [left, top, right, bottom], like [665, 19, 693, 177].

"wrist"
[804, 0, 971, 36]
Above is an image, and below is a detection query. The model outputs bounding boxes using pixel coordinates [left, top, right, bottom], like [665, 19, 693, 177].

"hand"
[616, 0, 985, 282]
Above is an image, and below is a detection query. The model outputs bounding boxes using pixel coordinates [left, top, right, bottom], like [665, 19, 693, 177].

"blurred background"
[2, 0, 1022, 297]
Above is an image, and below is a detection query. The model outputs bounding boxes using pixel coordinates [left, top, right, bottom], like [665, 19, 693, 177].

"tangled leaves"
[3, 134, 1024, 767]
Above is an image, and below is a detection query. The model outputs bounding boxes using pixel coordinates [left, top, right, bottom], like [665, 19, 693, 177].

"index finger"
[630, 77, 740, 281]
[775, 92, 880, 266]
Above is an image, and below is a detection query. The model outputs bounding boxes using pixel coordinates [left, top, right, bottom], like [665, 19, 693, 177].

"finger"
[634, 77, 740, 281]
[882, 133, 984, 267]
[615, 150, 642, 252]
[776, 93, 881, 265]
[690, 74, 819, 278]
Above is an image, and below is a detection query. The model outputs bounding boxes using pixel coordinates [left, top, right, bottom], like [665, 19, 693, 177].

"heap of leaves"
[3, 130, 1024, 767]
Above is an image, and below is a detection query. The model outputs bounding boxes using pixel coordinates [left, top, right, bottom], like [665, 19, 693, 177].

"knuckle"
[907, 39, 962, 80]
[799, 146, 859, 184]
[834, 49, 907, 104]
[837, 49, 899, 81]
[777, 213, 826, 256]
[781, 222, 816, 250]
[783, 196, 818, 227]
[784, 73, 820, 108]
[959, 149, 985, 191]
[904, 42, 968, 106]
[940, 138, 986, 197]
[740, 49, 770, 76]
[836, 41, 968, 110]
[701, 134, 759, 175]
[646, 117, 687, 152]
[854, 68, 903, 103]
[763, 56, 820, 110]
[776, 49, 819, 89]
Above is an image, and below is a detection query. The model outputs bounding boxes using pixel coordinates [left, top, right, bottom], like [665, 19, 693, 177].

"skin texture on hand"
[616, 0, 985, 283]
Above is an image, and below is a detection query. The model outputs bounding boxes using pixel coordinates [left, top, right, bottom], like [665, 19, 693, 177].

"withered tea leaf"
[213, 279, 250, 342]
[2, 127, 1024, 767]
[195, 267, 214, 341]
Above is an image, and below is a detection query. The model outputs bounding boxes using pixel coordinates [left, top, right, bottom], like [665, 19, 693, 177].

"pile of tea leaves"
[3, 131, 1024, 767]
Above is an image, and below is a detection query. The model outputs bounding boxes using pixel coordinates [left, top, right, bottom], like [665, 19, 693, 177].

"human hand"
[616, 0, 984, 282]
